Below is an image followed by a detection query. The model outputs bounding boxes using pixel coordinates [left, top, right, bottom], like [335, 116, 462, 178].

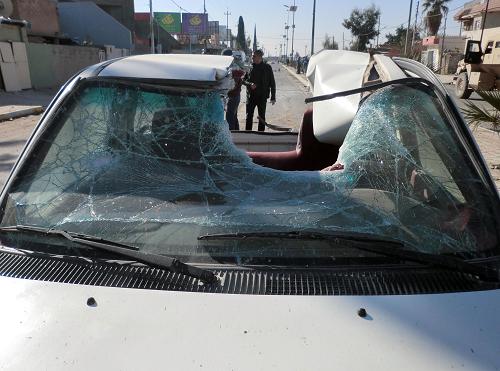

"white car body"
[1, 276, 499, 371]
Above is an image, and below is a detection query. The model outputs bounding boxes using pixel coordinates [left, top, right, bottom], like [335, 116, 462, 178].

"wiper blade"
[198, 230, 499, 283]
[0, 225, 217, 284]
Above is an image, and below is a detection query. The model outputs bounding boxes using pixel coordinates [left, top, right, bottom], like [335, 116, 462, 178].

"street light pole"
[285, 9, 290, 62]
[311, 0, 316, 55]
[149, 0, 155, 54]
[290, 1, 297, 61]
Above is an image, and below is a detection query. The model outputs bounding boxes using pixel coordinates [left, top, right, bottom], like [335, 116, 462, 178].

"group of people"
[295, 56, 309, 75]
[223, 49, 276, 132]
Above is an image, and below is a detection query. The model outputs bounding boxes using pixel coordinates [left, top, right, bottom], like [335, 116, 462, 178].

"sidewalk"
[470, 126, 500, 192]
[0, 88, 57, 122]
[281, 63, 309, 88]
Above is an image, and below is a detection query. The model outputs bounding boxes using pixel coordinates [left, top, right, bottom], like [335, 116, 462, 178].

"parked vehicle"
[0, 51, 499, 370]
[455, 37, 500, 99]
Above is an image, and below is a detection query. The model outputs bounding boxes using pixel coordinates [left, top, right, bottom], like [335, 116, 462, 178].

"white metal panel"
[99, 54, 234, 82]
[11, 42, 28, 62]
[0, 42, 14, 63]
[15, 61, 31, 89]
[373, 54, 407, 80]
[306, 50, 370, 145]
[0, 276, 499, 371]
[0, 62, 21, 91]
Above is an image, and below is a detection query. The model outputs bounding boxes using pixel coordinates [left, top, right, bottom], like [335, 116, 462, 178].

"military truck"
[455, 38, 500, 99]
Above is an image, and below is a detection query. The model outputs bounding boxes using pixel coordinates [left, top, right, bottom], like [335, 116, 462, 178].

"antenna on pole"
[479, 0, 490, 48]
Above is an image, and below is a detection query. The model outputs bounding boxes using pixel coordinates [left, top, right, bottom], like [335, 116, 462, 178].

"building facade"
[58, 0, 135, 36]
[455, 0, 500, 49]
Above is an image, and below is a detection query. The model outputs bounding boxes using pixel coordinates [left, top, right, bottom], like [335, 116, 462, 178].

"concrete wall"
[12, 0, 60, 36]
[58, 2, 132, 49]
[26, 43, 100, 89]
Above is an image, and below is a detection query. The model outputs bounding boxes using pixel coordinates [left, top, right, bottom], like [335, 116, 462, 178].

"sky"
[134, 0, 468, 56]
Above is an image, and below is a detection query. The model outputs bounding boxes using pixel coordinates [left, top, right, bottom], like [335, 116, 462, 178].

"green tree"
[422, 0, 451, 36]
[342, 5, 381, 52]
[385, 24, 420, 50]
[322, 34, 339, 50]
[236, 16, 246, 50]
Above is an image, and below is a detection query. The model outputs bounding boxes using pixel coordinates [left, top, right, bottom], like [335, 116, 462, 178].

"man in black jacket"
[245, 49, 276, 131]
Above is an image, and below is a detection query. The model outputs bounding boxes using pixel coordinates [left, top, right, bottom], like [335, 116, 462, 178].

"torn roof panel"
[99, 54, 233, 83]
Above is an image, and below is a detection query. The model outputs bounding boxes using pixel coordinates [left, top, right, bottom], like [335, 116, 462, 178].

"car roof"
[98, 54, 234, 83]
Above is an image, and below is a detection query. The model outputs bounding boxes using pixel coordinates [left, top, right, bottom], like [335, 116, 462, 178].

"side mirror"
[464, 40, 483, 64]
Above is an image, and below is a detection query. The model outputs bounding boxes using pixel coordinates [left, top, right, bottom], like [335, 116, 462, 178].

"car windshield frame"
[0, 75, 499, 265]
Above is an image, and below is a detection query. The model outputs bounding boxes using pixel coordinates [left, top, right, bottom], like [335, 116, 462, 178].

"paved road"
[237, 63, 311, 131]
[0, 114, 40, 189]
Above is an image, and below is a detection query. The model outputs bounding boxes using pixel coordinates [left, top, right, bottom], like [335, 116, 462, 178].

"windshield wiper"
[0, 225, 217, 284]
[198, 230, 499, 283]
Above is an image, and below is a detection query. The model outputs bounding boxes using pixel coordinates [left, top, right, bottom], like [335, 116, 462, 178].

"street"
[0, 114, 40, 189]
[239, 62, 311, 131]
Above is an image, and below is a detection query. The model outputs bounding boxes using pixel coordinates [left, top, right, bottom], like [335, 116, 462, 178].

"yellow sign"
[162, 14, 175, 25]
[190, 15, 202, 26]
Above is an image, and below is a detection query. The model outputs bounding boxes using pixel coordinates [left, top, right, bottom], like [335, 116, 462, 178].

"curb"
[281, 64, 309, 88]
[0, 106, 44, 122]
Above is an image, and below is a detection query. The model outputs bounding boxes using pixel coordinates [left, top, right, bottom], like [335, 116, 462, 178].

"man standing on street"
[245, 49, 276, 131]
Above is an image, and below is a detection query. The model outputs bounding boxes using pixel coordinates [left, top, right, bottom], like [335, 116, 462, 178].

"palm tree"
[462, 90, 500, 131]
[422, 0, 451, 36]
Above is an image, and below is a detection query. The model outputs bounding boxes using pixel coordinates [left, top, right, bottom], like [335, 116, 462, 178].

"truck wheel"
[455, 72, 473, 99]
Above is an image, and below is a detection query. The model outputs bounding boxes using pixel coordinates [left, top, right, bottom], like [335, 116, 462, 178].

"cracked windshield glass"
[0, 0, 499, 265]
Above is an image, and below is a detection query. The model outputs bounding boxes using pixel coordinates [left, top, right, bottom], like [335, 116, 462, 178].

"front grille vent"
[0, 251, 489, 295]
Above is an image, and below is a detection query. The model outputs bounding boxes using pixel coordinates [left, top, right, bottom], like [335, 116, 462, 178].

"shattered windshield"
[0, 79, 498, 263]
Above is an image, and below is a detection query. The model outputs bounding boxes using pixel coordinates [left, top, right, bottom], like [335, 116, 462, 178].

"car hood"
[0, 276, 499, 371]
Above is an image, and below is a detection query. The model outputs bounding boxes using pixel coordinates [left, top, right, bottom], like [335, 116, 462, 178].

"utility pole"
[376, 14, 380, 47]
[342, 32, 345, 50]
[290, 1, 297, 61]
[439, 9, 448, 72]
[311, 0, 316, 55]
[224, 9, 231, 48]
[411, 0, 420, 54]
[404, 0, 413, 56]
[149, 0, 155, 54]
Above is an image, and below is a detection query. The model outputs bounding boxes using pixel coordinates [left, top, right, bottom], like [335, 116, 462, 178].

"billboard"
[154, 12, 181, 34]
[182, 13, 208, 35]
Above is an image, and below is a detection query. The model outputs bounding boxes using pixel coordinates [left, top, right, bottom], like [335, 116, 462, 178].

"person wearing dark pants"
[226, 69, 245, 130]
[246, 98, 267, 131]
[245, 49, 276, 131]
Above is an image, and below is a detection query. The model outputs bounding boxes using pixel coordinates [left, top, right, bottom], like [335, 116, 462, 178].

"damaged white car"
[0, 51, 499, 370]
